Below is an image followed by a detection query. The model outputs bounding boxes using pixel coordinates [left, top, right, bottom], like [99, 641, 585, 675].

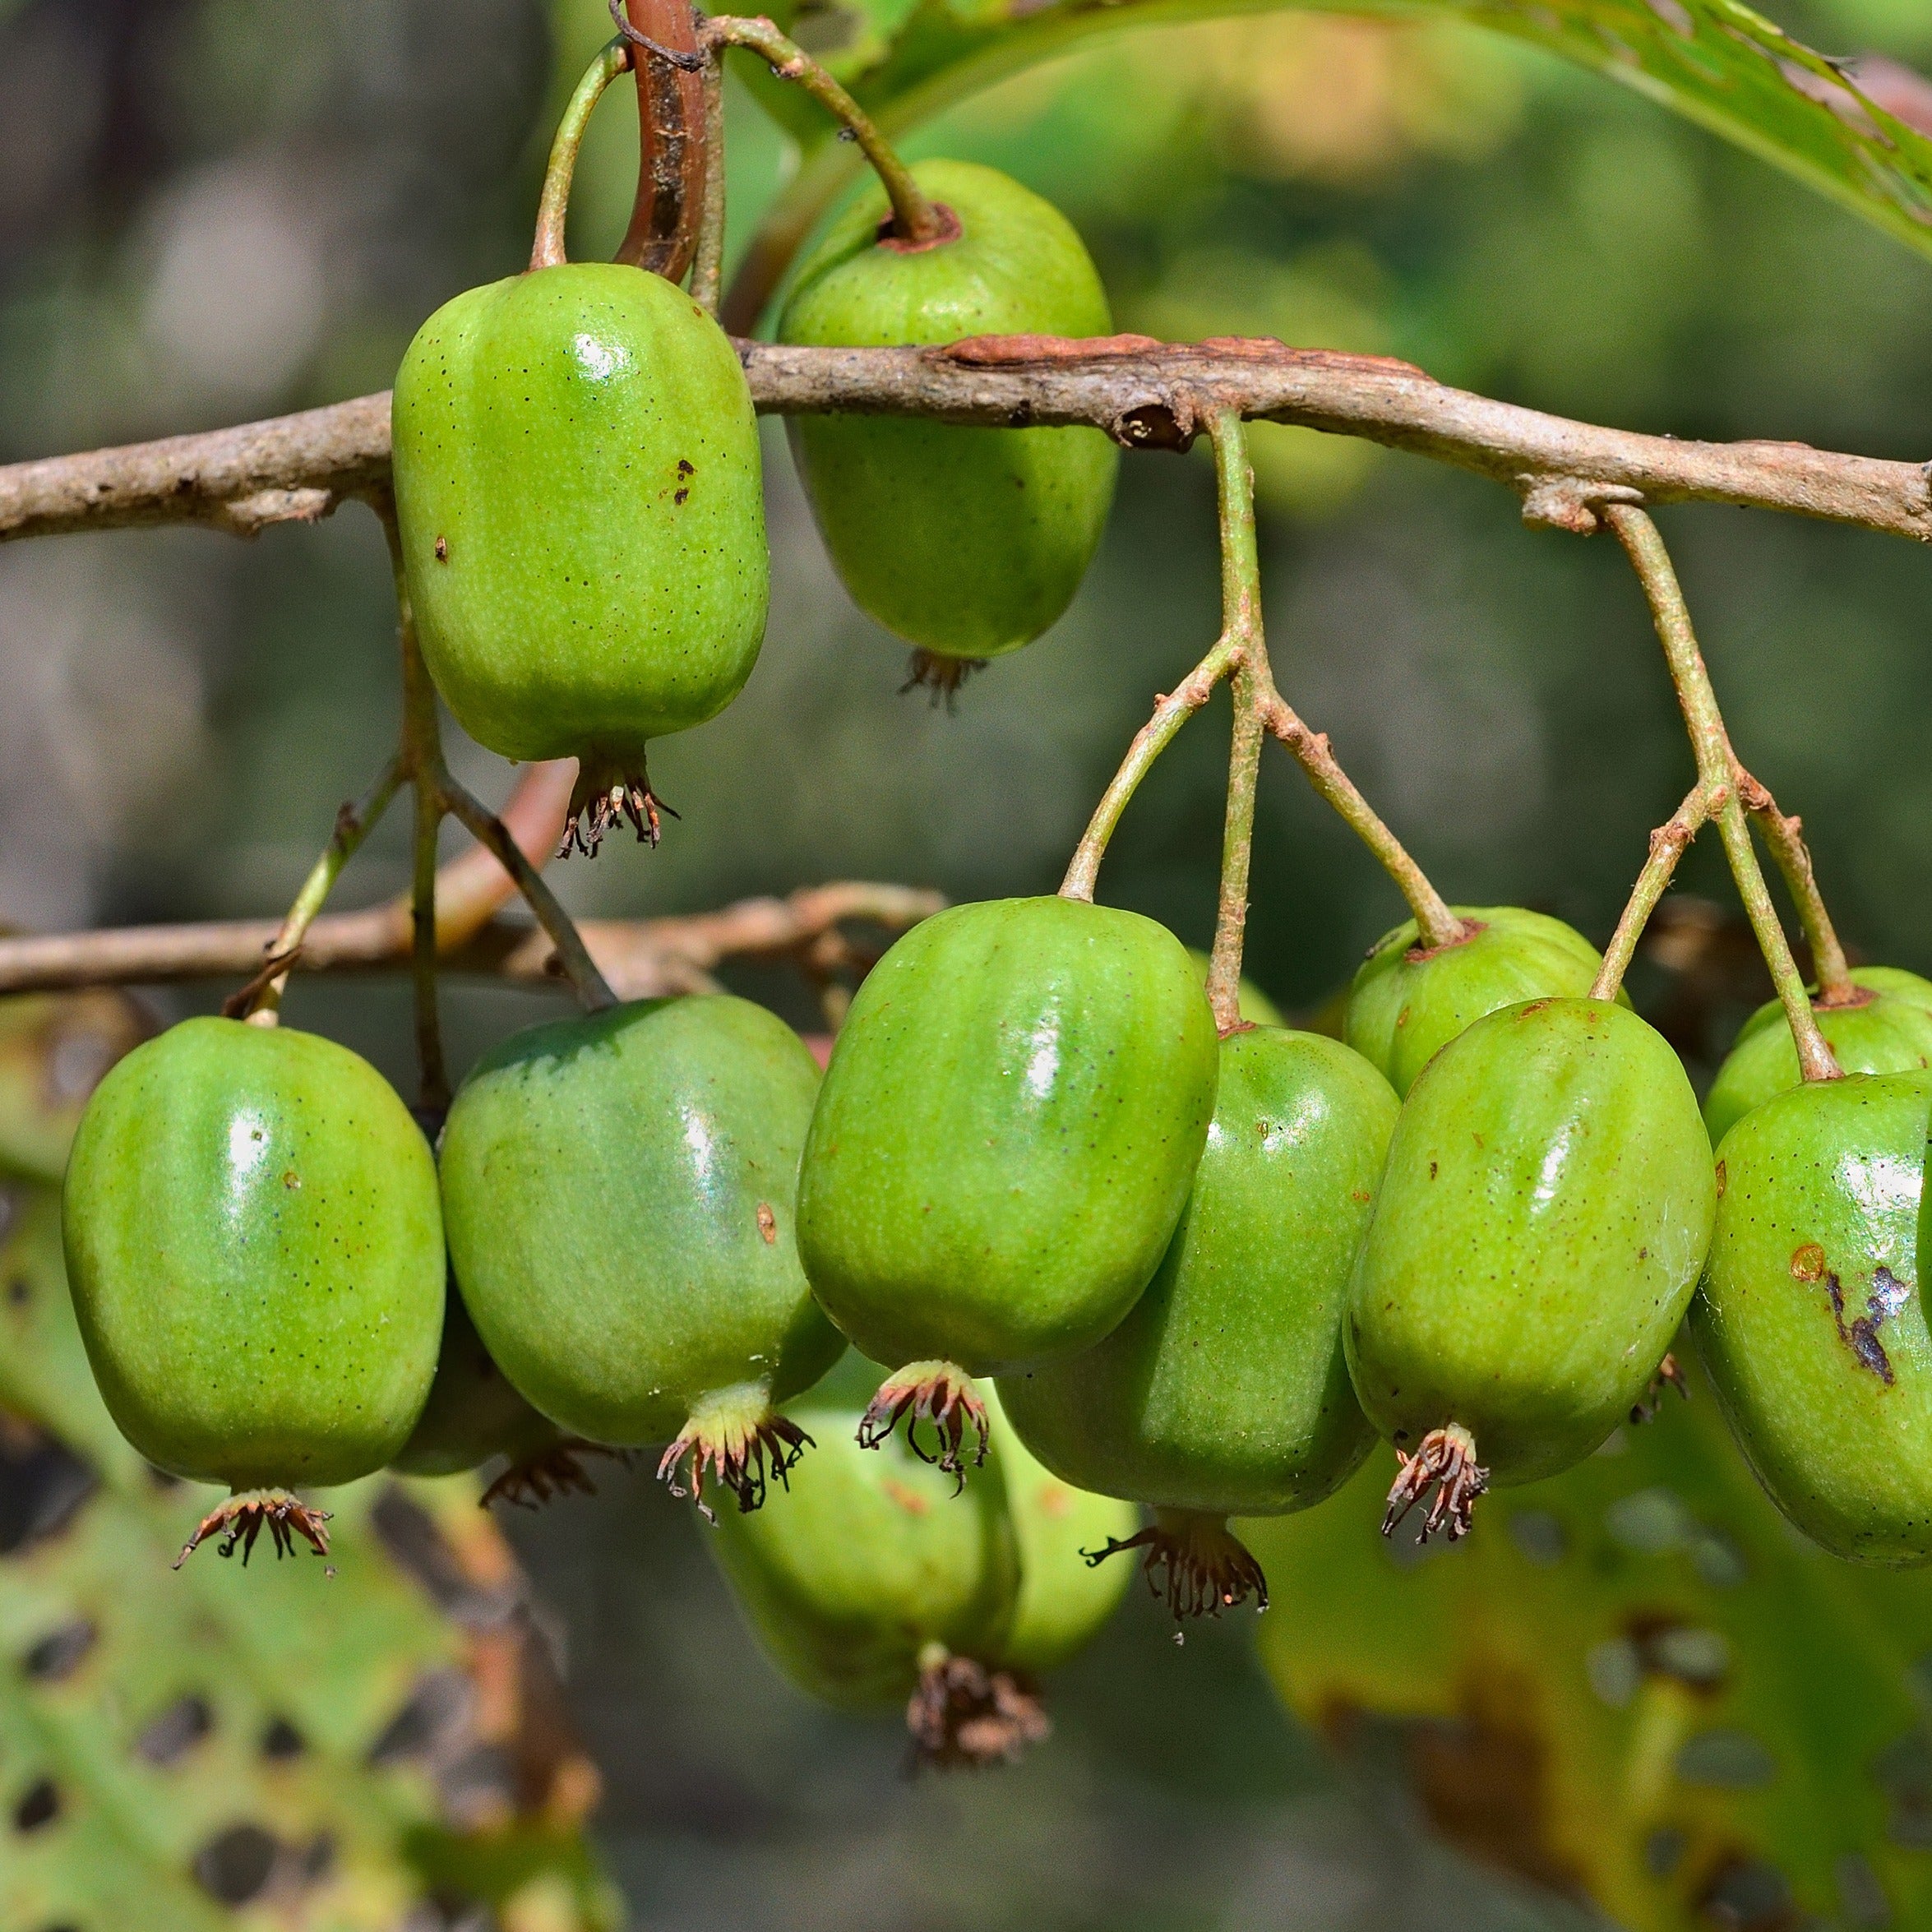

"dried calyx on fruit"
[708, 1354, 1133, 1768]
[797, 895, 1218, 1473]
[779, 159, 1118, 696]
[438, 995, 843, 1517]
[1001, 1027, 1394, 1618]
[61, 1017, 446, 1565]
[1346, 997, 1716, 1541]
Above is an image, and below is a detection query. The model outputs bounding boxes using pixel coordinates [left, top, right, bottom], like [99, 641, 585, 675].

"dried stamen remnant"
[905, 1649, 1049, 1771]
[899, 650, 987, 710]
[658, 1410, 813, 1521]
[1083, 1509, 1268, 1620]
[480, 1438, 626, 1509]
[1383, 1422, 1488, 1543]
[1630, 1351, 1689, 1425]
[558, 756, 681, 857]
[857, 1361, 989, 1486]
[174, 1491, 332, 1569]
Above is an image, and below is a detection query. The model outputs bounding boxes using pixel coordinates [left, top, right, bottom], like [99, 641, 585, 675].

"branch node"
[1518, 475, 1643, 535]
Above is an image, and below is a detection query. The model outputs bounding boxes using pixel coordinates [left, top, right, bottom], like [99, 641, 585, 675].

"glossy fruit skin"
[798, 896, 1218, 1375]
[1703, 967, 1932, 1147]
[984, 1384, 1135, 1673]
[392, 262, 766, 764]
[440, 995, 843, 1447]
[1346, 905, 1606, 1098]
[1347, 997, 1715, 1485]
[62, 1018, 444, 1491]
[1001, 1028, 1392, 1515]
[1692, 1073, 1932, 1564]
[709, 1354, 1019, 1708]
[390, 1282, 558, 1478]
[779, 159, 1117, 660]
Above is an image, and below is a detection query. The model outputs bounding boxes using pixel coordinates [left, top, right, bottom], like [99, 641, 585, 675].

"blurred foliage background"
[7, 0, 1932, 1925]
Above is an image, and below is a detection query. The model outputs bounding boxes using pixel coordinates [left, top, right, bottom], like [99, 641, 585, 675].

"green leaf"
[726, 0, 1932, 323]
[1241, 1354, 1932, 1930]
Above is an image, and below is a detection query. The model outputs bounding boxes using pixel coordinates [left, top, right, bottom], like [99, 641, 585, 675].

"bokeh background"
[4, 0, 1932, 1924]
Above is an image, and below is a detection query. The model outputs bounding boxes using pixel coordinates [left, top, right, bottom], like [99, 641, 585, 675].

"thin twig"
[1591, 783, 1710, 1003]
[1604, 506, 1842, 1083]
[531, 38, 633, 272]
[243, 756, 405, 1024]
[1737, 772, 1856, 1003]
[7, 342, 1931, 546]
[703, 16, 944, 244]
[689, 49, 728, 317]
[1203, 414, 1265, 1033]
[0, 883, 943, 998]
[440, 777, 618, 1013]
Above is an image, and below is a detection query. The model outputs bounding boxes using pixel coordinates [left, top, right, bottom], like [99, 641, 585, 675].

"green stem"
[1203, 415, 1266, 1033]
[704, 16, 945, 244]
[1590, 783, 1708, 1003]
[241, 756, 405, 1024]
[1742, 781, 1856, 1003]
[1605, 506, 1841, 1082]
[531, 37, 632, 272]
[1058, 634, 1240, 904]
[440, 779, 620, 1014]
[689, 51, 728, 316]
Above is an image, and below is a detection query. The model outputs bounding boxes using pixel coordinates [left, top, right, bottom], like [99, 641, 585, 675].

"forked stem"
[1604, 506, 1841, 1083]
[1741, 774, 1857, 1004]
[703, 16, 945, 245]
[1591, 783, 1710, 1003]
[530, 37, 633, 272]
[1061, 414, 1463, 961]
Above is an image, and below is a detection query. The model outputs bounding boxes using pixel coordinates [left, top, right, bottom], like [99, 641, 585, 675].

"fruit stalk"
[688, 49, 728, 315]
[239, 753, 404, 1024]
[1591, 781, 1708, 1001]
[1738, 771, 1857, 1005]
[703, 16, 946, 246]
[1604, 505, 1840, 1083]
[1204, 415, 1266, 1032]
[439, 779, 618, 1014]
[396, 543, 451, 1113]
[530, 37, 634, 273]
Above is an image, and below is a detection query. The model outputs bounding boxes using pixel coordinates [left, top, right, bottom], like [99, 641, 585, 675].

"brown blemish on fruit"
[281, 1170, 300, 1190]
[1715, 1159, 1726, 1197]
[756, 1202, 777, 1244]
[882, 1477, 930, 1517]
[1429, 1161, 1439, 1180]
[677, 459, 694, 477]
[433, 535, 448, 562]
[673, 488, 689, 505]
[1819, 1261, 1909, 1385]
[1790, 1243, 1826, 1281]
[1034, 1482, 1071, 1520]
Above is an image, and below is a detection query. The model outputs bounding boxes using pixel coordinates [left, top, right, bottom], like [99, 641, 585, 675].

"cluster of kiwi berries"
[53, 21, 1932, 1771]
